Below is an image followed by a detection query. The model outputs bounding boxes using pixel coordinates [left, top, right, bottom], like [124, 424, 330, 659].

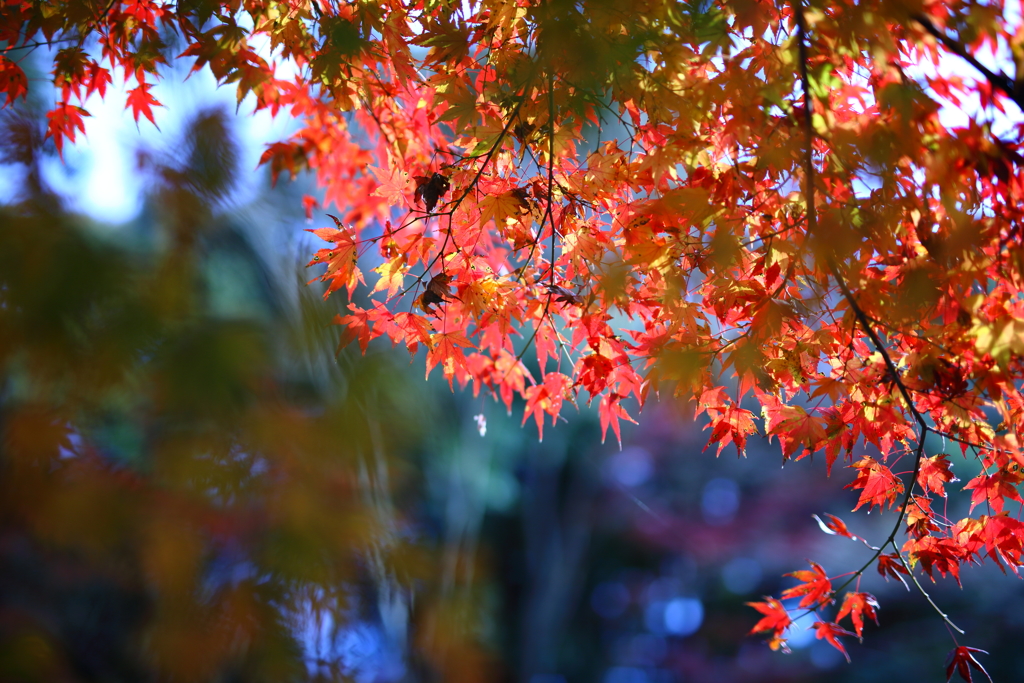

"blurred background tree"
[2, 80, 1024, 683]
[0, 105, 439, 682]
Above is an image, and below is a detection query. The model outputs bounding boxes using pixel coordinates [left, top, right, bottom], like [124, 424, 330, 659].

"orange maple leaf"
[371, 163, 411, 208]
[426, 330, 475, 386]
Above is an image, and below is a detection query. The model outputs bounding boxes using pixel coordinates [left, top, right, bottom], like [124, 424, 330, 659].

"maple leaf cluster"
[5, 0, 1024, 677]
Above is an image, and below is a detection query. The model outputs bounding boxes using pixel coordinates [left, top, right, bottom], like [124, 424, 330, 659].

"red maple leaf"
[45, 103, 89, 159]
[975, 514, 1024, 570]
[812, 512, 858, 540]
[902, 536, 965, 584]
[918, 454, 957, 497]
[964, 471, 1024, 514]
[813, 621, 854, 662]
[522, 372, 572, 442]
[125, 82, 161, 126]
[0, 55, 28, 106]
[307, 216, 365, 298]
[876, 553, 910, 587]
[302, 194, 319, 221]
[334, 306, 377, 354]
[781, 561, 833, 609]
[835, 591, 879, 639]
[846, 457, 904, 512]
[598, 392, 637, 449]
[392, 312, 433, 352]
[761, 402, 827, 460]
[905, 495, 942, 538]
[747, 597, 791, 640]
[84, 60, 112, 99]
[704, 405, 758, 457]
[945, 646, 992, 683]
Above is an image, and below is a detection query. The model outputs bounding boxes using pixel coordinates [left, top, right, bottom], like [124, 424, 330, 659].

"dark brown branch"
[796, 3, 926, 431]
[829, 270, 927, 430]
[795, 2, 955, 631]
[547, 71, 556, 287]
[4, 0, 119, 55]
[823, 436, 926, 603]
[795, 3, 817, 241]
[911, 13, 1024, 111]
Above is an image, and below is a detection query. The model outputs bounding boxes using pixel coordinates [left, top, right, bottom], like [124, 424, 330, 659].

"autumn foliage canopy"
[5, 0, 1024, 677]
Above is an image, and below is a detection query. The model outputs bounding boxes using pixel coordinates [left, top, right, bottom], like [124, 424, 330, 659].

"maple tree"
[4, 0, 1024, 678]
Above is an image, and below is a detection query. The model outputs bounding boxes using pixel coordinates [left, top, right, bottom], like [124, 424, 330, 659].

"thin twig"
[890, 539, 965, 634]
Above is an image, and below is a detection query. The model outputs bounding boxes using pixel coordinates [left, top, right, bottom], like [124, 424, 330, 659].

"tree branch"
[796, 1, 947, 628]
[910, 13, 1023, 111]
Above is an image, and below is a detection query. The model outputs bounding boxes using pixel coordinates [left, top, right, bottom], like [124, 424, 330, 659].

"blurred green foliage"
[0, 108, 453, 683]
